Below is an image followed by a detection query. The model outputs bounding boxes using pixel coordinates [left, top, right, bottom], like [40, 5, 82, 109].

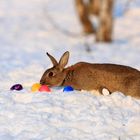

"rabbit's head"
[40, 51, 69, 86]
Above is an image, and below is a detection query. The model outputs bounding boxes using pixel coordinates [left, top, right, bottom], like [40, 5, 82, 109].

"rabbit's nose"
[40, 80, 45, 85]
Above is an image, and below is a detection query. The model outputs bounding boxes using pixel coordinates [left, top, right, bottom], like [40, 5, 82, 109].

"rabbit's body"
[40, 51, 140, 98]
[62, 62, 140, 97]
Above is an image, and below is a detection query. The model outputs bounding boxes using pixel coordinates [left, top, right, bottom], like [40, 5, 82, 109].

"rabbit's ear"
[59, 51, 69, 69]
[46, 52, 58, 66]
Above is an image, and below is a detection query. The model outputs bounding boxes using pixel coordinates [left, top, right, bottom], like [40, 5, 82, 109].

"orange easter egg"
[31, 83, 41, 92]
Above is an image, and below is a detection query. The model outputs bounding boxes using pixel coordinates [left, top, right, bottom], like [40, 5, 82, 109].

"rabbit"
[75, 0, 113, 42]
[40, 51, 140, 98]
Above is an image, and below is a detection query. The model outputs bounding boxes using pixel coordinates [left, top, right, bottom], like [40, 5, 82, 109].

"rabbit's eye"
[48, 72, 54, 77]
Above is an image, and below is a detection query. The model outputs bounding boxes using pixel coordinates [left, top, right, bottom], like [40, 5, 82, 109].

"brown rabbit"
[40, 51, 140, 98]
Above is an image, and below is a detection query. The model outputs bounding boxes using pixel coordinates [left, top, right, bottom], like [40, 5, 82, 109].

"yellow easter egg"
[31, 83, 41, 92]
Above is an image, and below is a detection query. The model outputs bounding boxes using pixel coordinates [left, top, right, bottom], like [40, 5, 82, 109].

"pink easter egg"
[39, 85, 51, 92]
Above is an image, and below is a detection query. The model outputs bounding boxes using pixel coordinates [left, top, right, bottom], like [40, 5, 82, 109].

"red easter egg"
[39, 85, 51, 92]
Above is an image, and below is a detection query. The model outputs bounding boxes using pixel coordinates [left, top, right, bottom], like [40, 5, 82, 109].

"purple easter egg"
[10, 84, 23, 91]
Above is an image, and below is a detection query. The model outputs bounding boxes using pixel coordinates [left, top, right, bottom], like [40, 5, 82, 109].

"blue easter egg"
[10, 84, 23, 91]
[63, 86, 74, 92]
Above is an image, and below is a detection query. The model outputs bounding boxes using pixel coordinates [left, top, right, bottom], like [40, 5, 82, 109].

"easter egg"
[10, 84, 23, 91]
[31, 83, 41, 92]
[39, 85, 51, 92]
[63, 86, 74, 92]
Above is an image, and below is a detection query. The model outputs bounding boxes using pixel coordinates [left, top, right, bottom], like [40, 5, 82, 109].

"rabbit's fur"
[40, 51, 140, 98]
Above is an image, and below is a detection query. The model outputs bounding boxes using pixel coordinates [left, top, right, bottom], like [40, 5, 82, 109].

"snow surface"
[0, 0, 140, 139]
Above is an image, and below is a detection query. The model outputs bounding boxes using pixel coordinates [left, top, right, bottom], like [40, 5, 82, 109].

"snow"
[0, 0, 140, 139]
